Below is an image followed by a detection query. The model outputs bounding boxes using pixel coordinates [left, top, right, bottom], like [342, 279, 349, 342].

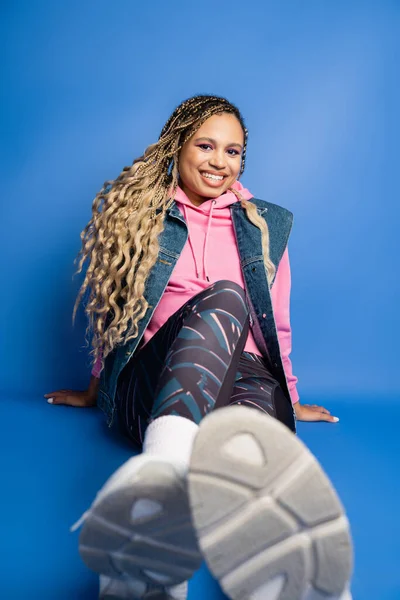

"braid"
[73, 95, 252, 375]
[160, 95, 248, 176]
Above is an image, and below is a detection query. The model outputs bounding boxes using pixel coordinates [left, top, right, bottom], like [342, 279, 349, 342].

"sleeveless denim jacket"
[97, 197, 296, 430]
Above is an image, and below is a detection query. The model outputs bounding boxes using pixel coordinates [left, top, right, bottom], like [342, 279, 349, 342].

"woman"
[45, 95, 353, 600]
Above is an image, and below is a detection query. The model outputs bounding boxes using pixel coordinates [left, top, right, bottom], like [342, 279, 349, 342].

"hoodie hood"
[174, 180, 253, 281]
[174, 179, 253, 209]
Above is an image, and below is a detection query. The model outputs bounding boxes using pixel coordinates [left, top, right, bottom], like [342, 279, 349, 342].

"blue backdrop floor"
[1, 396, 399, 600]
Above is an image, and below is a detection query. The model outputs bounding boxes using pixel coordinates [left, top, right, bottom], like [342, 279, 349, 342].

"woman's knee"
[211, 280, 246, 299]
[191, 280, 249, 322]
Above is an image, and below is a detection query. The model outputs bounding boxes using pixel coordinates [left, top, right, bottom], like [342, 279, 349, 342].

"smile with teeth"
[201, 171, 225, 181]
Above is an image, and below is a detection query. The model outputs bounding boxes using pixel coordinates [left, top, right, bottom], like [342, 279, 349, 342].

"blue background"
[2, 0, 399, 399]
[1, 1, 399, 599]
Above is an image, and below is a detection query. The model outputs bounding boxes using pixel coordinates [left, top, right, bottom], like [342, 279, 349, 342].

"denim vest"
[97, 197, 295, 429]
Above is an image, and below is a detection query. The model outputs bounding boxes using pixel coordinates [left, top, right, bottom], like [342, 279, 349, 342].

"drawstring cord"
[182, 204, 201, 278]
[182, 200, 215, 282]
[203, 200, 215, 282]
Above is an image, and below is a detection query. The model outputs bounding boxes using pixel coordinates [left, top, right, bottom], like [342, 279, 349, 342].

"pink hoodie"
[92, 181, 299, 404]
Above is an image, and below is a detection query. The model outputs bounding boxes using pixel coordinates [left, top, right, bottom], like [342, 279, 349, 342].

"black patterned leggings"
[115, 280, 295, 448]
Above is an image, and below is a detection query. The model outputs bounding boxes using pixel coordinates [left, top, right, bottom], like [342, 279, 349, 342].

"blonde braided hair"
[72, 95, 275, 374]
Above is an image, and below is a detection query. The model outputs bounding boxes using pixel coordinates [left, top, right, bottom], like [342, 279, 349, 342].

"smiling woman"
[178, 114, 244, 205]
[45, 95, 353, 600]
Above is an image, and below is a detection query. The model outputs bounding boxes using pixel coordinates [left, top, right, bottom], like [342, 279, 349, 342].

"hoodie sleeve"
[270, 247, 300, 404]
[91, 348, 103, 379]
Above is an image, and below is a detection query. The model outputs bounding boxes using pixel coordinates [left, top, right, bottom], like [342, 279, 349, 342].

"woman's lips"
[200, 171, 227, 187]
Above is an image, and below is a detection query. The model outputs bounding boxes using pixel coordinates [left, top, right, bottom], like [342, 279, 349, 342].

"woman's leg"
[77, 280, 353, 599]
[229, 351, 296, 432]
[116, 279, 250, 446]
[77, 281, 250, 599]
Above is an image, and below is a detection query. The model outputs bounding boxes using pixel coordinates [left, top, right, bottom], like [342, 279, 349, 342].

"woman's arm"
[43, 362, 100, 408]
[88, 374, 100, 401]
[270, 248, 299, 404]
[271, 248, 339, 423]
[91, 346, 103, 379]
[44, 373, 98, 407]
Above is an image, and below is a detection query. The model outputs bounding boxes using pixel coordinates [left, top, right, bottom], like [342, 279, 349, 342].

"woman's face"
[178, 113, 244, 206]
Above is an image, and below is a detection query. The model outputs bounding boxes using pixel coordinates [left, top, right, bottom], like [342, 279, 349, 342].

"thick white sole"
[187, 406, 353, 600]
[99, 574, 188, 600]
[77, 454, 202, 598]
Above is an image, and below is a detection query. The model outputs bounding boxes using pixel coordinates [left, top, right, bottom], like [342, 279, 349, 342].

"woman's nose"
[209, 151, 226, 169]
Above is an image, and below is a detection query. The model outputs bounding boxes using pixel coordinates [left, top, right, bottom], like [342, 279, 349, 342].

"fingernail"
[333, 417, 339, 422]
[47, 398, 54, 404]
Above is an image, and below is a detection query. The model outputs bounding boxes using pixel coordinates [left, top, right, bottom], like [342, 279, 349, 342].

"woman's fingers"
[297, 404, 339, 423]
[44, 390, 90, 407]
[313, 405, 331, 415]
[45, 394, 69, 405]
[315, 410, 339, 423]
[44, 390, 69, 405]
[304, 404, 331, 415]
[44, 390, 70, 398]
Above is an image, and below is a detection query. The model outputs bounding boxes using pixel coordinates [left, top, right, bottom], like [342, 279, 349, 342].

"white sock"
[142, 415, 199, 471]
[142, 416, 198, 598]
[84, 415, 199, 511]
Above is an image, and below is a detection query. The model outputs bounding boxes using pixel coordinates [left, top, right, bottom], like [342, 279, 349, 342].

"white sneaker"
[187, 405, 353, 600]
[71, 416, 201, 598]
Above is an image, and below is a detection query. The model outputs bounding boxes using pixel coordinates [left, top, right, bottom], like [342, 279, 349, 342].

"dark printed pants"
[115, 280, 295, 448]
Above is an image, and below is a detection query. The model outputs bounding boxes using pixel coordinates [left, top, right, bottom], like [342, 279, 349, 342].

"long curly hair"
[73, 95, 276, 375]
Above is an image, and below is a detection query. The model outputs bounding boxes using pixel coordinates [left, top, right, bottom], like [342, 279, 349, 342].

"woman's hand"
[44, 389, 97, 408]
[294, 402, 339, 423]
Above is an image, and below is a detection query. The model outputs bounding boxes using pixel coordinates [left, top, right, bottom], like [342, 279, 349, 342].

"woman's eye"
[197, 144, 240, 156]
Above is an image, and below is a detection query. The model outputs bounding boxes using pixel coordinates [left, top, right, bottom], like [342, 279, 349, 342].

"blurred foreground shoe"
[71, 415, 201, 599]
[188, 405, 353, 600]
